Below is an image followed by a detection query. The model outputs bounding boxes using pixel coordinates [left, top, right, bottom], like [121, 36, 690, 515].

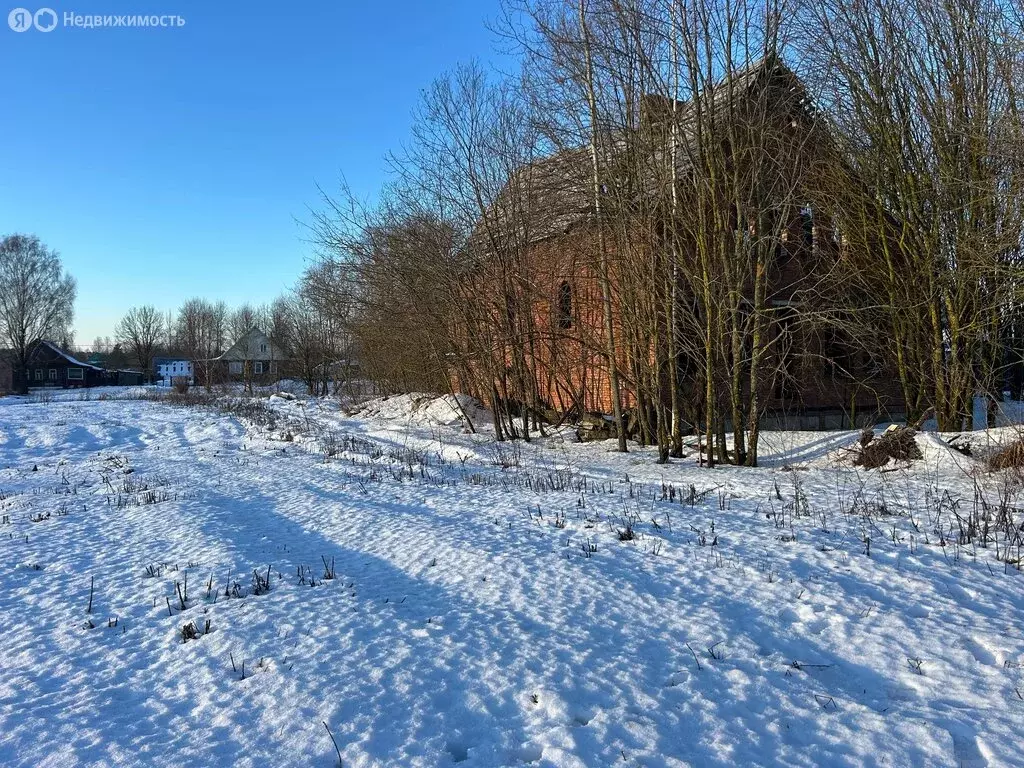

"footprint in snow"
[665, 668, 691, 687]
[884, 682, 917, 703]
[570, 708, 595, 727]
[513, 743, 543, 763]
[947, 723, 989, 768]
[945, 583, 976, 603]
[962, 636, 997, 666]
[446, 741, 470, 763]
[807, 617, 829, 635]
[779, 607, 800, 624]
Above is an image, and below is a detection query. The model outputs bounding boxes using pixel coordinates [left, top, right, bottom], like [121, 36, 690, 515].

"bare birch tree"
[0, 234, 76, 394]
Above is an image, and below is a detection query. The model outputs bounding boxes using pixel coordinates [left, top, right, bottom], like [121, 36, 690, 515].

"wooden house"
[22, 340, 109, 388]
[0, 351, 13, 395]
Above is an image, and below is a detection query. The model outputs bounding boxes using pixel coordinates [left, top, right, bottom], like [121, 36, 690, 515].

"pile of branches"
[854, 426, 923, 469]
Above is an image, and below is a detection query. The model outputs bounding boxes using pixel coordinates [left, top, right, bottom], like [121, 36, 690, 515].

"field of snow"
[1, 392, 1023, 767]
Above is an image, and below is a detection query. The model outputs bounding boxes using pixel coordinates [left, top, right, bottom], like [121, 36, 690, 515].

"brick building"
[467, 57, 905, 431]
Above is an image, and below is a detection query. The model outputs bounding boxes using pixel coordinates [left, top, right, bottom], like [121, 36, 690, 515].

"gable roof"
[31, 340, 105, 371]
[469, 147, 594, 251]
[482, 56, 814, 248]
[216, 328, 284, 361]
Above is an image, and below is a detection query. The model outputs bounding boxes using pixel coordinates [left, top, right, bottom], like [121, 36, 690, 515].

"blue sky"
[0, 0, 510, 344]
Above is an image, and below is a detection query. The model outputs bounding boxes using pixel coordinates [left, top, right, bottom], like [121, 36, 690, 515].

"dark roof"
[482, 56, 812, 247]
[471, 147, 594, 250]
[36, 340, 105, 371]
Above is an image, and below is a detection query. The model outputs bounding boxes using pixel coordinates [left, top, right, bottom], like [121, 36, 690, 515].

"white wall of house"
[158, 360, 194, 385]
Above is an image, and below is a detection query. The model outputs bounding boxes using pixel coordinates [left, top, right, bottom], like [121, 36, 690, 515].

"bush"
[989, 439, 1024, 471]
[172, 377, 190, 394]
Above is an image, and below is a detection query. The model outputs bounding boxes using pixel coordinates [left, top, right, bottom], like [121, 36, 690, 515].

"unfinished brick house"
[469, 58, 905, 433]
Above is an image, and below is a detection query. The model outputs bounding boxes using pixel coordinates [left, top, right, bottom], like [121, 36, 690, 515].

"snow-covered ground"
[1, 393, 1023, 767]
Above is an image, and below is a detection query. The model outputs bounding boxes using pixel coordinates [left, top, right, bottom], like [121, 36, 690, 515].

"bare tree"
[309, 192, 464, 399]
[802, 0, 1024, 430]
[302, 0, 1023, 461]
[174, 298, 227, 390]
[115, 305, 164, 378]
[229, 304, 258, 345]
[0, 234, 76, 394]
[577, 0, 629, 452]
[397, 62, 549, 439]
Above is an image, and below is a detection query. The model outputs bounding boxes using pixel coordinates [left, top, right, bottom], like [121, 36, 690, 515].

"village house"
[154, 357, 194, 386]
[21, 340, 110, 388]
[469, 58, 905, 433]
[0, 341, 148, 391]
[0, 352, 13, 395]
[207, 328, 286, 385]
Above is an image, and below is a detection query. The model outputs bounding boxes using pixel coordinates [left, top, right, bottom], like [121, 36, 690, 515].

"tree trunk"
[579, 0, 627, 453]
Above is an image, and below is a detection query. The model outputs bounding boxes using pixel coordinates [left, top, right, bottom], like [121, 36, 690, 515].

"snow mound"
[945, 426, 1024, 464]
[915, 431, 983, 473]
[822, 426, 983, 473]
[353, 392, 490, 429]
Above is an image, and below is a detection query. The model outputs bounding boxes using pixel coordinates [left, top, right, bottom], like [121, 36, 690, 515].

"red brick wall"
[518, 231, 637, 415]
[465, 216, 905, 421]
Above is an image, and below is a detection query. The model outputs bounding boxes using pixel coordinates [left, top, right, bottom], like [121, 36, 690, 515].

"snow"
[352, 392, 490, 429]
[1, 393, 1023, 767]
